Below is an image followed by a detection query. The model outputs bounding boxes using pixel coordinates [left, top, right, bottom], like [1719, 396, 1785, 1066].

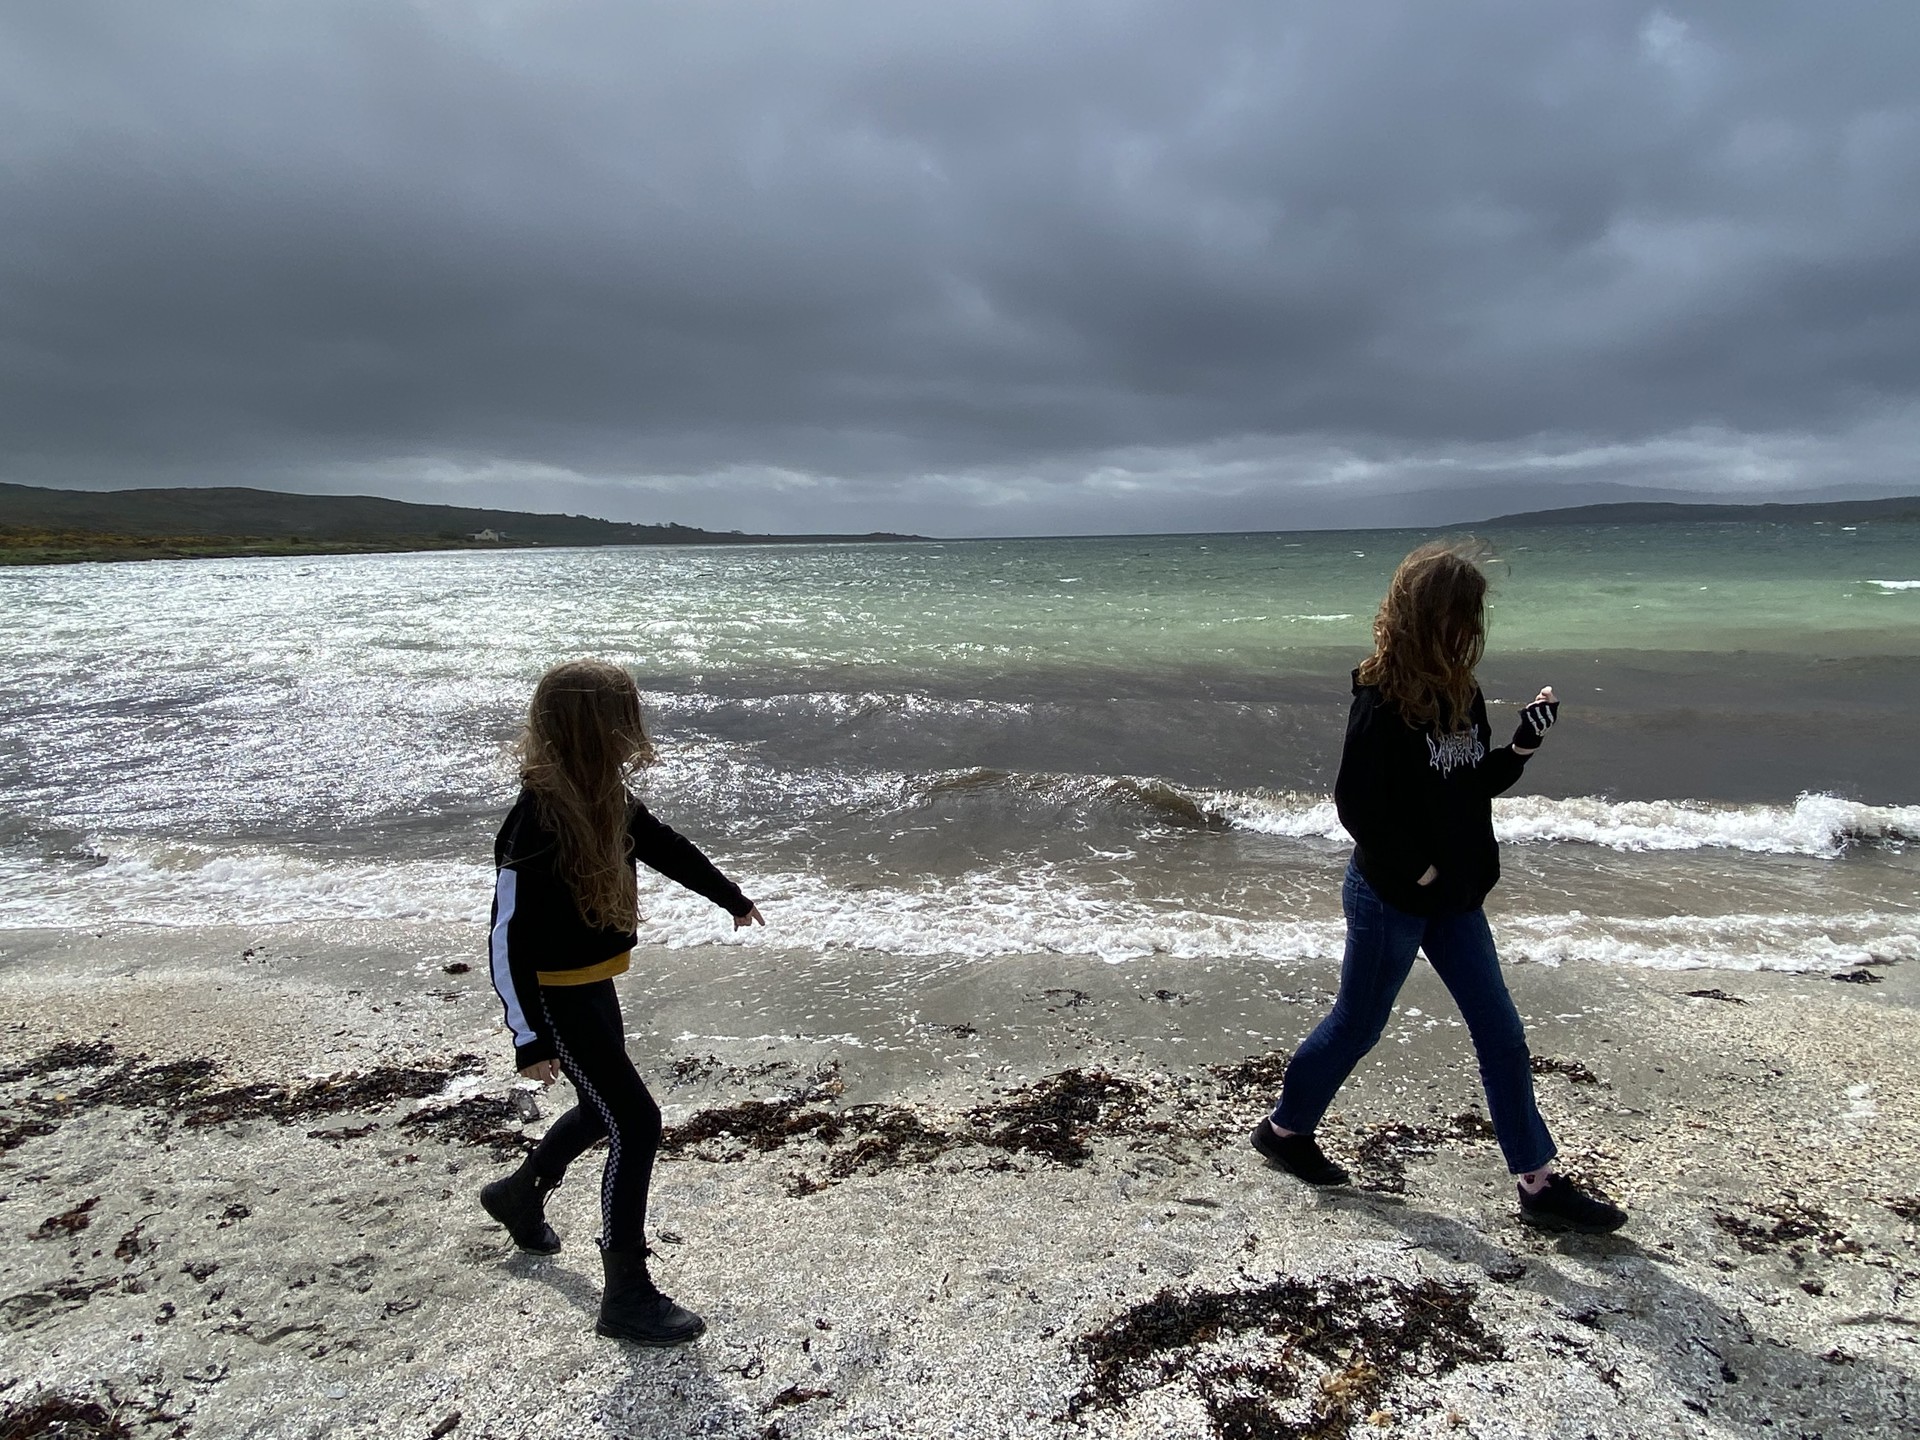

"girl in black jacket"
[481, 659, 762, 1342]
[1251, 543, 1625, 1233]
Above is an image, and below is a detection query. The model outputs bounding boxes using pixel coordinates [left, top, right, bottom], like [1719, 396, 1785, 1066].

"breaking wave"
[902, 771, 1920, 858]
[7, 833, 1918, 974]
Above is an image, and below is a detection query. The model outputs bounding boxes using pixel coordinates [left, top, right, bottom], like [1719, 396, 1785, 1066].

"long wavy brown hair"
[1356, 540, 1490, 732]
[515, 659, 656, 928]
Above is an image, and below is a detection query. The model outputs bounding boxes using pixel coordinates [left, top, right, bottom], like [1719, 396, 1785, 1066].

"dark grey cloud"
[3, 1, 1917, 533]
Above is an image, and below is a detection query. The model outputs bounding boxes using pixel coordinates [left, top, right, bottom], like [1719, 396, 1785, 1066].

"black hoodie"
[1333, 672, 1531, 917]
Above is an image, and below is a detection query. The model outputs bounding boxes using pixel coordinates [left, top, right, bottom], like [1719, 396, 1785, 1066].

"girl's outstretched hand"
[519, 1060, 560, 1085]
[735, 905, 765, 929]
[1513, 686, 1559, 753]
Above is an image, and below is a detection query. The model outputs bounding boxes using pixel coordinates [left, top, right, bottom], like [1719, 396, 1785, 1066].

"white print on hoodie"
[1426, 729, 1485, 777]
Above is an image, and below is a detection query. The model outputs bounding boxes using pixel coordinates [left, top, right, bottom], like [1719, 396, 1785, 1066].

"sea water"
[4, 522, 1920, 973]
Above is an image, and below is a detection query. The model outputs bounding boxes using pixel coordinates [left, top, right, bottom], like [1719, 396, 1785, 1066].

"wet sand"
[2, 923, 1916, 1438]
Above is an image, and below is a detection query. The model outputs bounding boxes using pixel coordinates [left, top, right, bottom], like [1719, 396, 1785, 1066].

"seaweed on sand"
[822, 1105, 956, 1178]
[0, 1047, 217, 1152]
[397, 1095, 532, 1157]
[0, 1039, 118, 1082]
[1714, 1197, 1860, 1258]
[31, 1197, 99, 1240]
[0, 1392, 132, 1440]
[0, 1114, 59, 1154]
[182, 1059, 482, 1128]
[662, 1094, 956, 1183]
[660, 1067, 1150, 1187]
[1208, 1053, 1292, 1098]
[967, 1069, 1148, 1166]
[1529, 1056, 1603, 1085]
[1068, 1272, 1503, 1439]
[0, 1039, 483, 1150]
[1352, 1112, 1496, 1194]
[1, 1278, 119, 1335]
[663, 1095, 846, 1155]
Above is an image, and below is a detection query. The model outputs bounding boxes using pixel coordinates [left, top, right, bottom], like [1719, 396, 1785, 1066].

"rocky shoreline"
[2, 925, 1916, 1438]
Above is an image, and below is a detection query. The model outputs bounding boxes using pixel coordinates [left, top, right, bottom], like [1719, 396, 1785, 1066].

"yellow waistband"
[537, 951, 631, 986]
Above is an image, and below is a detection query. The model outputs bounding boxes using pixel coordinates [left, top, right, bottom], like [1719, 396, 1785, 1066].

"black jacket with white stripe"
[488, 788, 754, 1068]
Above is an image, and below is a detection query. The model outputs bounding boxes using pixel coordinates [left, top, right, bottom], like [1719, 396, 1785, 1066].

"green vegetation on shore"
[0, 526, 528, 566]
[0, 483, 923, 565]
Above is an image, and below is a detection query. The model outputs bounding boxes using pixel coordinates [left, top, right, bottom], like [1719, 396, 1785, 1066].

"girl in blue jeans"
[1252, 542, 1626, 1233]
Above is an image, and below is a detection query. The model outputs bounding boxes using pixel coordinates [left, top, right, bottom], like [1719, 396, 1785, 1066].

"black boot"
[479, 1161, 561, 1254]
[596, 1245, 706, 1346]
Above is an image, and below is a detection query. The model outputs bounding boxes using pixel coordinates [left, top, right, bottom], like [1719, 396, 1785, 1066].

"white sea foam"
[1217, 789, 1920, 857]
[8, 838, 1917, 974]
[619, 877, 1920, 973]
[0, 843, 487, 930]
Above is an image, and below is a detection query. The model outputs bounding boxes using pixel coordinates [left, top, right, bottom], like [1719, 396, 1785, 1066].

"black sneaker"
[1518, 1174, 1627, 1234]
[1249, 1122, 1350, 1186]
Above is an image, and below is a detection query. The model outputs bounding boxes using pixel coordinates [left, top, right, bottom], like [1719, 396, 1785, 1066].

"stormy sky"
[3, 2, 1917, 535]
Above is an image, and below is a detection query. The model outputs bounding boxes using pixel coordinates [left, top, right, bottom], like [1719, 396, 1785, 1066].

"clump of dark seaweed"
[968, 1068, 1147, 1166]
[94, 1059, 221, 1112]
[1, 1047, 218, 1153]
[0, 1391, 132, 1440]
[1714, 1198, 1860, 1257]
[1352, 1112, 1494, 1194]
[1530, 1056, 1603, 1085]
[398, 1094, 532, 1157]
[668, 1053, 725, 1086]
[0, 1039, 118, 1083]
[0, 1114, 59, 1154]
[182, 1058, 481, 1128]
[663, 1095, 844, 1154]
[31, 1196, 100, 1240]
[1208, 1053, 1291, 1097]
[0, 1038, 483, 1151]
[663, 1096, 954, 1185]
[1069, 1272, 1503, 1438]
[661, 1067, 1148, 1188]
[1884, 1195, 1920, 1222]
[1683, 988, 1748, 1005]
[822, 1105, 956, 1178]
[1, 1278, 118, 1335]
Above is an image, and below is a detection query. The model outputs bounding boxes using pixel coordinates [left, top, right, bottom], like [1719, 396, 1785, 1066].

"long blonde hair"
[1356, 540, 1489, 732]
[515, 659, 656, 927]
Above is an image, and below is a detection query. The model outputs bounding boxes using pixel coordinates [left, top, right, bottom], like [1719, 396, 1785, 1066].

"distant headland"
[7, 481, 1920, 565]
[0, 482, 925, 564]
[1475, 494, 1920, 527]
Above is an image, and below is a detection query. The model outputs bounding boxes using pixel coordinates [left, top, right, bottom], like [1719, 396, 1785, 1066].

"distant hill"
[0, 482, 923, 564]
[1477, 495, 1920, 527]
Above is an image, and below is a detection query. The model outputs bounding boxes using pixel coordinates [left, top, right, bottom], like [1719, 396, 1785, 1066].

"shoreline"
[2, 927, 1916, 1437]
[0, 533, 932, 567]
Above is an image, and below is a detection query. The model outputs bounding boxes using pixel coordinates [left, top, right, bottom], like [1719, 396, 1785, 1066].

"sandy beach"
[2, 922, 1915, 1439]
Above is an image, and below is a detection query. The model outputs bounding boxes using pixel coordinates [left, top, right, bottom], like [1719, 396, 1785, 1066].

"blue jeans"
[1271, 862, 1556, 1175]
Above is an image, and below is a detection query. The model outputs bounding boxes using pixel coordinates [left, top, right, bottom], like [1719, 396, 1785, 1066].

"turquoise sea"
[5, 521, 1920, 974]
